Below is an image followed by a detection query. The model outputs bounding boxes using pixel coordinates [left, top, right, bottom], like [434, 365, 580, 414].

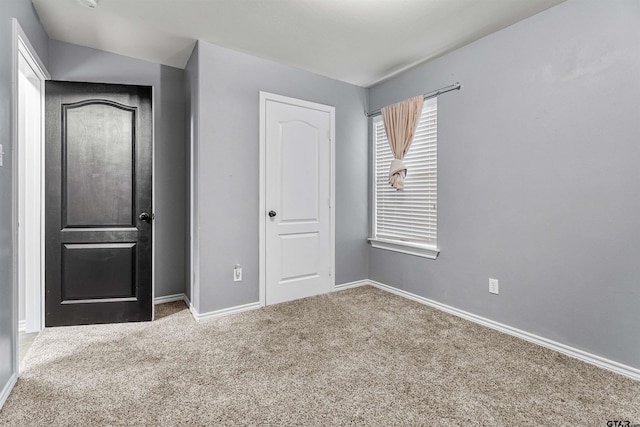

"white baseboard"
[184, 294, 199, 321]
[0, 373, 17, 411]
[18, 320, 25, 332]
[187, 280, 369, 322]
[333, 279, 369, 291]
[154, 293, 187, 305]
[366, 280, 640, 381]
[190, 301, 261, 322]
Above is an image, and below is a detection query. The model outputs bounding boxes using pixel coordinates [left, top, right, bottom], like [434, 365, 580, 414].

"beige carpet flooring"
[1, 286, 638, 426]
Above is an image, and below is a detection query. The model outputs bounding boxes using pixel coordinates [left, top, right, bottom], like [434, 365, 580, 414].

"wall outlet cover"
[489, 278, 499, 294]
[234, 266, 242, 282]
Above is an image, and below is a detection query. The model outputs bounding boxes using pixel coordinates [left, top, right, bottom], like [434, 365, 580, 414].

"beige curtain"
[381, 95, 424, 190]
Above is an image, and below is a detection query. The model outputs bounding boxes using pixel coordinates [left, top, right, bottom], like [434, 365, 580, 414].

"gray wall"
[48, 40, 187, 299]
[368, 0, 640, 369]
[0, 0, 49, 403]
[190, 41, 368, 314]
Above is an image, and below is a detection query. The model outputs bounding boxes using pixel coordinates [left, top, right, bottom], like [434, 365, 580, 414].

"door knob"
[268, 210, 277, 218]
[139, 212, 152, 223]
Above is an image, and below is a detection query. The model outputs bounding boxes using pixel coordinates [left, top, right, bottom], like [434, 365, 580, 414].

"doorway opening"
[12, 19, 49, 373]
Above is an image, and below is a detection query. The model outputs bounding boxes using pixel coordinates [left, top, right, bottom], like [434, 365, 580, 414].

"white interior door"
[262, 93, 334, 305]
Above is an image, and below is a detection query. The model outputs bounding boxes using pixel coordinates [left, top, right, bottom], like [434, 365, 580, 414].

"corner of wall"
[184, 40, 200, 311]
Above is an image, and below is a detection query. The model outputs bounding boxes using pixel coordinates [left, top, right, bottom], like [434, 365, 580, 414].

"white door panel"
[280, 232, 319, 280]
[263, 96, 334, 305]
[280, 121, 319, 222]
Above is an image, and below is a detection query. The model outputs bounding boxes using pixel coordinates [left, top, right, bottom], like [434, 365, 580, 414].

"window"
[370, 97, 439, 259]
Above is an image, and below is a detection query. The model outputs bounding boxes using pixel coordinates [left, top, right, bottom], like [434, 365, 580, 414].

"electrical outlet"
[489, 278, 499, 295]
[234, 265, 242, 282]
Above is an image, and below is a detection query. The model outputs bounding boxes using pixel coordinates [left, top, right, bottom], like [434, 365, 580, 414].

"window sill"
[368, 238, 439, 259]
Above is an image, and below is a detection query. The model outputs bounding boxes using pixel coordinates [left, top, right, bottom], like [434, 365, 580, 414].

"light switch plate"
[489, 278, 499, 294]
[0, 144, 4, 167]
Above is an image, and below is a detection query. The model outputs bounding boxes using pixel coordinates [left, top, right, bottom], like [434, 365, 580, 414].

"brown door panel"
[45, 81, 152, 326]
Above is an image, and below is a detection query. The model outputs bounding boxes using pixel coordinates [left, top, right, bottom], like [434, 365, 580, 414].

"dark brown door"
[45, 81, 152, 326]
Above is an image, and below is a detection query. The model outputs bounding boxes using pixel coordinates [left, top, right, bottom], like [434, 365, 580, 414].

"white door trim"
[11, 18, 49, 387]
[258, 92, 335, 307]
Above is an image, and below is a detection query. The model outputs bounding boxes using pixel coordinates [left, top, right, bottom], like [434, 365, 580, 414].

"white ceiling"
[32, 0, 565, 87]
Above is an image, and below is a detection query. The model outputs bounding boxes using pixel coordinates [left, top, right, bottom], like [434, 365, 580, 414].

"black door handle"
[268, 210, 276, 218]
[139, 212, 152, 223]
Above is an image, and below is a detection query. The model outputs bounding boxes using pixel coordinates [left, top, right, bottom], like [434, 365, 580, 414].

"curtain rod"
[366, 82, 462, 117]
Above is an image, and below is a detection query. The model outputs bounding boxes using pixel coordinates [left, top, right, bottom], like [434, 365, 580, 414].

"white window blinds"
[373, 97, 437, 247]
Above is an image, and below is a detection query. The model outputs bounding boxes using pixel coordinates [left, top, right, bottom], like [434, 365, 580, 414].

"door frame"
[11, 18, 49, 376]
[258, 92, 336, 307]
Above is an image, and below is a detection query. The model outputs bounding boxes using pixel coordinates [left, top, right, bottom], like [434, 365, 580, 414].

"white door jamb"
[11, 18, 50, 378]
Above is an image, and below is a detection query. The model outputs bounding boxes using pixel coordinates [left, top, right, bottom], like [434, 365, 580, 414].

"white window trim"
[368, 237, 439, 259]
[369, 98, 439, 259]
